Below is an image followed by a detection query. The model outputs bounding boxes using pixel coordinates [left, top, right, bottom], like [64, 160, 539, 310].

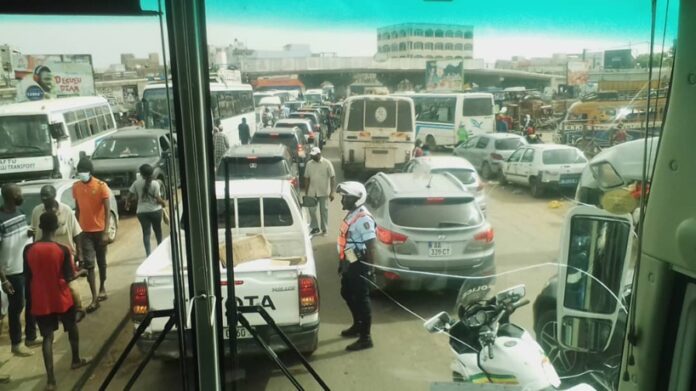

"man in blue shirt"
[336, 181, 376, 351]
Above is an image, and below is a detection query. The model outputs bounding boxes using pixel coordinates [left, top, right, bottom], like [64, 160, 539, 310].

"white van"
[0, 96, 117, 183]
[340, 95, 415, 175]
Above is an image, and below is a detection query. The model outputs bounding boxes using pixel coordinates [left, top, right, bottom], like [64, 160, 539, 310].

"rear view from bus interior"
[0, 0, 682, 390]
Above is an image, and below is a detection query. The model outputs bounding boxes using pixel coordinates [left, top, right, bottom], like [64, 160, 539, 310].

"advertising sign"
[567, 61, 591, 86]
[425, 60, 464, 91]
[97, 84, 140, 113]
[14, 54, 95, 102]
[604, 49, 634, 70]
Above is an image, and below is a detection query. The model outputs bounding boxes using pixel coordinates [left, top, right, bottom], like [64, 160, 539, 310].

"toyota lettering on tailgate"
[235, 295, 276, 310]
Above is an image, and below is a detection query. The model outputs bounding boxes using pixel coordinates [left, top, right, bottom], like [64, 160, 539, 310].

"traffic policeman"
[336, 181, 376, 351]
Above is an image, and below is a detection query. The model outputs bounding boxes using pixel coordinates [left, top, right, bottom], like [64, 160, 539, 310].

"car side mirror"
[423, 311, 451, 333]
[49, 123, 68, 139]
[556, 206, 633, 353]
[302, 196, 318, 208]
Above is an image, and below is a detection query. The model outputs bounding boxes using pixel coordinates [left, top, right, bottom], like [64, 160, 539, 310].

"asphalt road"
[83, 141, 573, 391]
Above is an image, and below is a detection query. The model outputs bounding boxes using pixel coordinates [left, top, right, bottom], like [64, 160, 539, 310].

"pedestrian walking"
[31, 185, 86, 321]
[25, 212, 90, 391]
[72, 158, 111, 313]
[335, 181, 375, 351]
[213, 120, 230, 171]
[238, 117, 251, 145]
[303, 147, 336, 235]
[0, 183, 38, 358]
[126, 164, 166, 257]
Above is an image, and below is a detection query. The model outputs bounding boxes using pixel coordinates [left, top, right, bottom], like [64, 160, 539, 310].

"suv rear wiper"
[438, 221, 470, 228]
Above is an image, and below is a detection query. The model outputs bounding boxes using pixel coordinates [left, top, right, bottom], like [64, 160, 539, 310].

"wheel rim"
[539, 320, 578, 374]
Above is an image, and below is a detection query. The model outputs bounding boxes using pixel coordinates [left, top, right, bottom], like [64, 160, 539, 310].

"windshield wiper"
[438, 221, 470, 228]
[12, 144, 44, 152]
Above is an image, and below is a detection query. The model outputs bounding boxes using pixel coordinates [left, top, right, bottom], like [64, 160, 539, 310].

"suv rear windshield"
[252, 133, 299, 150]
[542, 149, 587, 165]
[389, 197, 482, 229]
[217, 157, 289, 179]
[494, 138, 524, 150]
[216, 197, 293, 228]
[432, 169, 477, 185]
[276, 123, 310, 135]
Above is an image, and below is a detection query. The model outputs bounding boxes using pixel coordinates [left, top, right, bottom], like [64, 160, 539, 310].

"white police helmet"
[336, 181, 367, 207]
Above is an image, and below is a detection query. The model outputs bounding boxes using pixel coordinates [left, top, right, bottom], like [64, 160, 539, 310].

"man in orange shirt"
[72, 158, 111, 314]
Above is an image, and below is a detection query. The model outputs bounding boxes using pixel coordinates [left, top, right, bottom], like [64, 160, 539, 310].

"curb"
[72, 312, 130, 391]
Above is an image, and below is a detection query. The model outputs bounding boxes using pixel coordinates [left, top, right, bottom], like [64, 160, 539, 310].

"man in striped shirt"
[0, 184, 38, 361]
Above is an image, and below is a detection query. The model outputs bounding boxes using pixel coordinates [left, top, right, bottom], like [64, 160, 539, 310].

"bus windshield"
[462, 97, 493, 117]
[142, 88, 174, 129]
[0, 115, 52, 158]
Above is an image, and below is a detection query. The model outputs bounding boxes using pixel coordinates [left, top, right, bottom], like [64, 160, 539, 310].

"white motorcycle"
[424, 284, 595, 390]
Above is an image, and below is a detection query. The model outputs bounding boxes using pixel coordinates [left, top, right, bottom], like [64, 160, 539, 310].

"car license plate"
[428, 242, 451, 257]
[224, 326, 251, 340]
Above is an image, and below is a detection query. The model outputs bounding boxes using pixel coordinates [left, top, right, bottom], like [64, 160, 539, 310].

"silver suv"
[364, 172, 496, 291]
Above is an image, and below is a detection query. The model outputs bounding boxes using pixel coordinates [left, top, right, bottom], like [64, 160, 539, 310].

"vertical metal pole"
[224, 159, 239, 390]
[163, 0, 224, 389]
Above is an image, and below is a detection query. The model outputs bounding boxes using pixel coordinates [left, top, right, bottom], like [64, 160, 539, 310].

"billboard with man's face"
[14, 54, 95, 102]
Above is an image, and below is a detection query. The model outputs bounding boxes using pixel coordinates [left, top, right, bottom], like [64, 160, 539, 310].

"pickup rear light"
[130, 282, 149, 321]
[290, 177, 298, 188]
[376, 226, 408, 245]
[490, 153, 504, 161]
[299, 275, 319, 316]
[474, 228, 494, 243]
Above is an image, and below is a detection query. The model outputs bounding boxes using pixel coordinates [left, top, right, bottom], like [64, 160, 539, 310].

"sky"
[0, 0, 679, 69]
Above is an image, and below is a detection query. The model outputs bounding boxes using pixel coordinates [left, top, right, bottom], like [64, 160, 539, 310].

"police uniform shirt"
[341, 206, 376, 253]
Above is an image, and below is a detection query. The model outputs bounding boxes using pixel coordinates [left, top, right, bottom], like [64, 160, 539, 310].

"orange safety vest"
[337, 208, 371, 261]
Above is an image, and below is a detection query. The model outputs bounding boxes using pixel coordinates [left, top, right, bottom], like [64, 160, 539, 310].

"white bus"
[340, 95, 415, 174]
[0, 97, 117, 182]
[404, 92, 495, 148]
[142, 82, 256, 145]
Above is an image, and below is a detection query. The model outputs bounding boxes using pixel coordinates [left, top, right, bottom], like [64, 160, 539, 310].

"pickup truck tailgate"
[221, 266, 301, 327]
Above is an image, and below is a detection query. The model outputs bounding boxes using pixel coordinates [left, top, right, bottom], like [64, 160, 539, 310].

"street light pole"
[164, 0, 225, 389]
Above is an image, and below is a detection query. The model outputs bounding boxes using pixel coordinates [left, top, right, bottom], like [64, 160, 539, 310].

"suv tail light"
[290, 177, 298, 188]
[474, 228, 494, 243]
[299, 275, 319, 316]
[376, 226, 408, 245]
[491, 153, 504, 161]
[130, 282, 149, 321]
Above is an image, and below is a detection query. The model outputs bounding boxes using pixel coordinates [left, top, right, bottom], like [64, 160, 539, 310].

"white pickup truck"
[130, 179, 320, 357]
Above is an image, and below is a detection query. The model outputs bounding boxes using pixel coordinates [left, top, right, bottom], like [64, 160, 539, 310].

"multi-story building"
[376, 23, 474, 59]
[120, 53, 161, 75]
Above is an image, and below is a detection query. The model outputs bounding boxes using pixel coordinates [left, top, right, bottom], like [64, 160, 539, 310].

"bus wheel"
[426, 135, 436, 150]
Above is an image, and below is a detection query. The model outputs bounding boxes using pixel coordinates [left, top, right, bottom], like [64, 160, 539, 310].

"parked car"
[131, 179, 320, 357]
[453, 133, 527, 179]
[251, 127, 310, 167]
[18, 178, 120, 243]
[90, 128, 176, 204]
[500, 144, 588, 197]
[403, 156, 487, 212]
[274, 118, 322, 148]
[217, 144, 300, 190]
[364, 172, 495, 292]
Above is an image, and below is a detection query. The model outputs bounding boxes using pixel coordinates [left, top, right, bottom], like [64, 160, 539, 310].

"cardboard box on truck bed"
[219, 234, 272, 268]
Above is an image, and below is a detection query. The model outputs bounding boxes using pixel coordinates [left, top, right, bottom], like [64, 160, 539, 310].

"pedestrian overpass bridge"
[240, 56, 565, 93]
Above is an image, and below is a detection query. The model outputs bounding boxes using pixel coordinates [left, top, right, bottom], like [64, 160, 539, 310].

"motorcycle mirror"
[423, 311, 451, 333]
[495, 284, 526, 304]
[556, 206, 633, 353]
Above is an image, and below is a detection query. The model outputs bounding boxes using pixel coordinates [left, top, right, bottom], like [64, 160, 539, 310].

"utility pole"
[164, 0, 225, 389]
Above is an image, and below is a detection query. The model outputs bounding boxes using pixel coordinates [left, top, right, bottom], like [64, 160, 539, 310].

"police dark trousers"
[6, 273, 37, 345]
[340, 260, 371, 337]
